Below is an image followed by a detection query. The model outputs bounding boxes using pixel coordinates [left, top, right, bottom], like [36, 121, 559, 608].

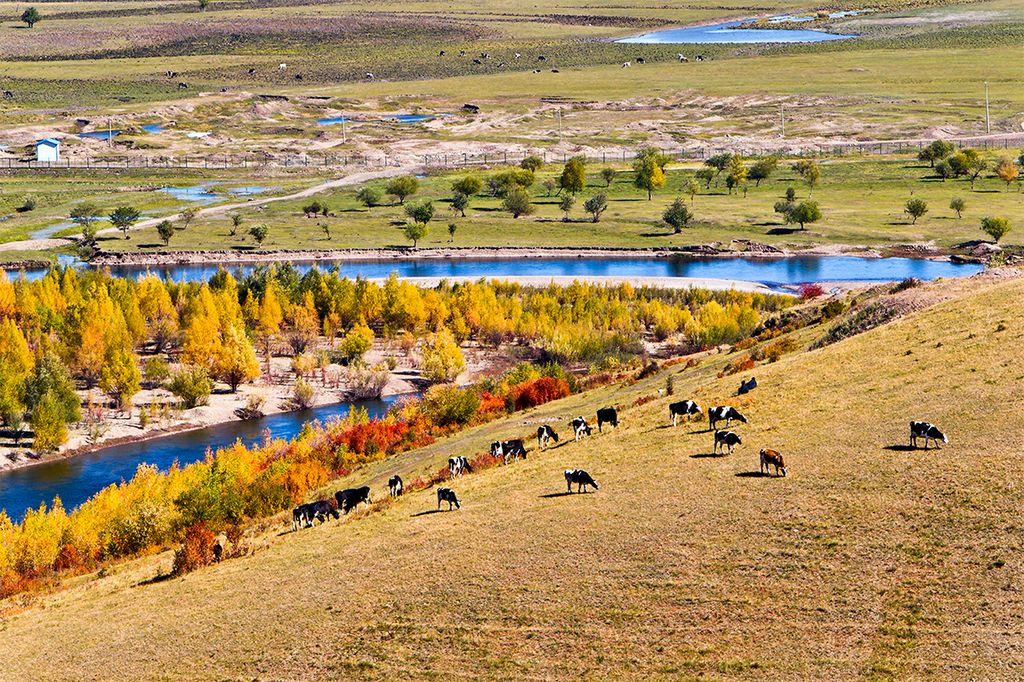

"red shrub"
[468, 452, 503, 471]
[508, 377, 570, 411]
[172, 523, 217, 576]
[799, 283, 825, 300]
[632, 394, 655, 407]
[53, 544, 84, 572]
[718, 355, 756, 378]
[477, 391, 507, 417]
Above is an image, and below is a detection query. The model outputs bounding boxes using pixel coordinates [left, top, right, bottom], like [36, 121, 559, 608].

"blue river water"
[617, 19, 855, 44]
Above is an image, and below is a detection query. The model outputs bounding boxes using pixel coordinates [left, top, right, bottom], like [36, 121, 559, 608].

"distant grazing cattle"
[388, 475, 403, 497]
[714, 430, 742, 455]
[532, 69, 542, 73]
[458, 50, 467, 56]
[550, 69, 560, 73]
[473, 59, 482, 65]
[213, 541, 223, 562]
[910, 421, 948, 450]
[292, 500, 339, 529]
[538, 55, 546, 61]
[178, 82, 189, 89]
[439, 50, 446, 56]
[622, 62, 631, 68]
[490, 439, 527, 464]
[480, 52, 490, 59]
[365, 72, 374, 80]
[2, 90, 13, 100]
[294, 73, 303, 80]
[513, 52, 521, 59]
[247, 68, 256, 75]
[335, 486, 371, 514]
[537, 424, 559, 449]
[738, 377, 758, 395]
[462, 103, 480, 113]
[669, 400, 702, 426]
[448, 455, 472, 478]
[437, 487, 461, 510]
[709, 406, 747, 430]
[596, 407, 618, 432]
[565, 469, 599, 493]
[759, 448, 787, 477]
[635, 56, 646, 64]
[278, 63, 287, 70]
[695, 54, 706, 61]
[571, 416, 591, 441]
[677, 54, 688, 62]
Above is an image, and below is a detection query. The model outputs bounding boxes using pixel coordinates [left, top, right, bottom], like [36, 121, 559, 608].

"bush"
[720, 355, 756, 377]
[291, 378, 316, 410]
[755, 337, 798, 363]
[819, 299, 847, 321]
[420, 330, 465, 384]
[508, 376, 570, 411]
[172, 522, 217, 576]
[346, 363, 390, 400]
[420, 384, 480, 427]
[168, 365, 212, 409]
[143, 356, 170, 387]
[798, 283, 825, 300]
[356, 186, 383, 208]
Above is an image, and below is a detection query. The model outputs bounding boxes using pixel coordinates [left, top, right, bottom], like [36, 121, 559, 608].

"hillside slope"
[1, 275, 1023, 681]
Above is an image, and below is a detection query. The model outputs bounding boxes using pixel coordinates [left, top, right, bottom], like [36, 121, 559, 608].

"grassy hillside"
[0, 273, 1022, 679]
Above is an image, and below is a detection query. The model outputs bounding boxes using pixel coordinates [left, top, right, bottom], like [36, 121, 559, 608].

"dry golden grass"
[0, 273, 1022, 680]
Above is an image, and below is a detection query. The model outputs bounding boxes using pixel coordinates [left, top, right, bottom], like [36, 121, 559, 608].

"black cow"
[388, 475, 403, 497]
[437, 487, 461, 510]
[709, 406, 747, 431]
[571, 416, 591, 441]
[738, 377, 758, 395]
[596, 407, 618, 432]
[713, 430, 742, 455]
[910, 421, 948, 450]
[537, 424, 559, 449]
[448, 455, 472, 478]
[669, 400, 702, 426]
[564, 469, 599, 493]
[291, 504, 310, 530]
[335, 486, 371, 514]
[292, 500, 339, 529]
[178, 82, 189, 89]
[491, 439, 527, 464]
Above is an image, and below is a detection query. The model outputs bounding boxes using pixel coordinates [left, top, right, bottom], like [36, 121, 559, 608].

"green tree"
[981, 216, 1011, 243]
[450, 192, 470, 217]
[950, 197, 966, 219]
[249, 223, 268, 247]
[904, 198, 928, 224]
[405, 200, 434, 228]
[451, 175, 483, 198]
[684, 178, 700, 201]
[447, 222, 457, 242]
[168, 365, 213, 409]
[403, 222, 428, 248]
[583, 193, 608, 223]
[520, 155, 544, 172]
[502, 187, 534, 218]
[559, 194, 575, 222]
[356, 186, 383, 208]
[695, 167, 715, 190]
[420, 329, 465, 384]
[31, 392, 65, 452]
[632, 155, 665, 200]
[704, 152, 732, 180]
[785, 200, 822, 230]
[178, 205, 199, 230]
[198, 0, 209, 10]
[21, 6, 40, 27]
[156, 220, 175, 246]
[918, 140, 955, 167]
[662, 197, 693, 233]
[338, 325, 374, 364]
[70, 203, 100, 242]
[229, 212, 243, 236]
[109, 206, 142, 240]
[24, 353, 80, 425]
[559, 157, 586, 196]
[748, 157, 778, 186]
[385, 176, 419, 204]
[948, 149, 987, 189]
[793, 160, 821, 195]
[600, 167, 616, 187]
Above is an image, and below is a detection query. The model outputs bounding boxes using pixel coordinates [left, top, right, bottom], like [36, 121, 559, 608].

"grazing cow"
[448, 455, 472, 478]
[695, 54, 706, 61]
[437, 487, 461, 510]
[278, 63, 287, 70]
[669, 400, 702, 426]
[714, 430, 742, 455]
[439, 50, 446, 56]
[677, 54, 688, 62]
[635, 57, 646, 64]
[178, 82, 189, 89]
[910, 421, 948, 450]
[388, 475, 403, 497]
[709, 406, 747, 430]
[490, 439, 527, 464]
[537, 424, 559, 449]
[247, 68, 256, 75]
[294, 73, 303, 80]
[458, 50, 467, 56]
[571, 416, 591, 441]
[738, 377, 758, 395]
[292, 504, 310, 530]
[596, 407, 618, 432]
[538, 55, 546, 61]
[335, 486, 371, 514]
[514, 52, 521, 59]
[293, 500, 339, 529]
[550, 69, 560, 73]
[2, 90, 13, 99]
[759, 448, 787, 477]
[622, 62, 631, 68]
[564, 469, 599, 493]
[309, 499, 339, 524]
[473, 59, 482, 65]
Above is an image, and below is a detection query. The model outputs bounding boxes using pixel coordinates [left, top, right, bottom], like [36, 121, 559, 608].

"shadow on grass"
[690, 452, 724, 458]
[766, 227, 801, 235]
[638, 231, 676, 238]
[883, 444, 919, 452]
[137, 572, 175, 587]
[410, 509, 446, 517]
[540, 490, 594, 498]
[735, 471, 771, 478]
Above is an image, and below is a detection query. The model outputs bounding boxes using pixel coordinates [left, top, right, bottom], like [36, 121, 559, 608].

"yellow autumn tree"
[256, 285, 283, 376]
[215, 322, 260, 392]
[181, 286, 222, 372]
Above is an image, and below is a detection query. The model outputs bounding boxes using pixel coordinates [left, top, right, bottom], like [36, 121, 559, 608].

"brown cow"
[759, 448, 787, 477]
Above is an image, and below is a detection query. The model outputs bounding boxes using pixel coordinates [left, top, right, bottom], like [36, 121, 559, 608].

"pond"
[78, 130, 122, 140]
[0, 395, 404, 521]
[157, 184, 221, 203]
[141, 124, 165, 134]
[617, 19, 855, 44]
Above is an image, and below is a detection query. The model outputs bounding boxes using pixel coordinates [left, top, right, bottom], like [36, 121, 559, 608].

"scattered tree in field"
[356, 186, 383, 208]
[520, 155, 544, 172]
[918, 139, 955, 167]
[995, 157, 1019, 190]
[542, 178, 558, 196]
[487, 169, 534, 198]
[726, 155, 748, 194]
[633, 154, 665, 200]
[451, 175, 482, 198]
[600, 167, 616, 187]
[420, 329, 465, 383]
[215, 323, 260, 392]
[904, 198, 928, 224]
[447, 222, 457, 242]
[386, 176, 419, 204]
[502, 187, 534, 218]
[403, 221, 429, 248]
[156, 220, 175, 246]
[934, 160, 955, 180]
[21, 6, 40, 27]
[229, 212, 243, 236]
[663, 197, 693, 233]
[338, 325, 374, 364]
[559, 157, 587, 196]
[583, 193, 608, 223]
[169, 365, 213, 408]
[704, 153, 732, 181]
[793, 159, 821, 195]
[319, 221, 331, 240]
[450, 192, 469, 217]
[948, 149, 987, 189]
[405, 200, 434, 228]
[178, 205, 199, 229]
[198, 0, 209, 10]
[695, 167, 715, 190]
[302, 201, 324, 218]
[109, 206, 141, 240]
[950, 197, 966, 219]
[70, 203, 100, 242]
[748, 157, 779, 186]
[249, 223, 268, 248]
[559, 194, 575, 222]
[684, 178, 700, 201]
[981, 216, 1011, 243]
[31, 392, 65, 452]
[785, 200, 822, 230]
[785, 186, 797, 202]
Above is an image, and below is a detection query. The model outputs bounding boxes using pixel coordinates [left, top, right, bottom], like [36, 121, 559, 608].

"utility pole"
[984, 81, 990, 134]
[780, 104, 785, 139]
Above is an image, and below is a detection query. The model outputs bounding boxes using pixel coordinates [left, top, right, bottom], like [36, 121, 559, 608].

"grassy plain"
[0, 272, 1020, 679]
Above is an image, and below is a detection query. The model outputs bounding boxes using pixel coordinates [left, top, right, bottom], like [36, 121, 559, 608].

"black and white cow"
[564, 469, 599, 493]
[291, 504, 310, 530]
[709, 406, 748, 431]
[335, 486, 371, 514]
[448, 456, 472, 478]
[388, 475, 403, 497]
[437, 487, 461, 510]
[537, 424, 559, 449]
[571, 416, 592, 441]
[596, 407, 618, 432]
[738, 377, 758, 395]
[491, 439, 527, 464]
[669, 400, 702, 426]
[713, 430, 742, 455]
[292, 500, 339, 529]
[910, 421, 948, 450]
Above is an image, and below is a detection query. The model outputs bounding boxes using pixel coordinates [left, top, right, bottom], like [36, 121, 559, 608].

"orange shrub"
[508, 377, 570, 411]
[172, 522, 217, 576]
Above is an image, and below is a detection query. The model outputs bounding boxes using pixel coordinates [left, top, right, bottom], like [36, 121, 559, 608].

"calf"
[709, 406, 747, 431]
[564, 469, 599, 493]
[292, 504, 310, 531]
[307, 500, 339, 524]
[388, 475, 403, 497]
[537, 424, 559, 449]
[910, 421, 948, 450]
[491, 439, 527, 464]
[437, 487, 461, 510]
[669, 400, 702, 426]
[759, 448, 787, 477]
[714, 430, 742, 455]
[596, 407, 618, 432]
[738, 377, 758, 395]
[571, 416, 591, 441]
[335, 486, 371, 514]
[448, 455, 472, 478]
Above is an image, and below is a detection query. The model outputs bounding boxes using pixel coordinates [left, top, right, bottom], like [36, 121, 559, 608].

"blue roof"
[36, 138, 60, 147]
